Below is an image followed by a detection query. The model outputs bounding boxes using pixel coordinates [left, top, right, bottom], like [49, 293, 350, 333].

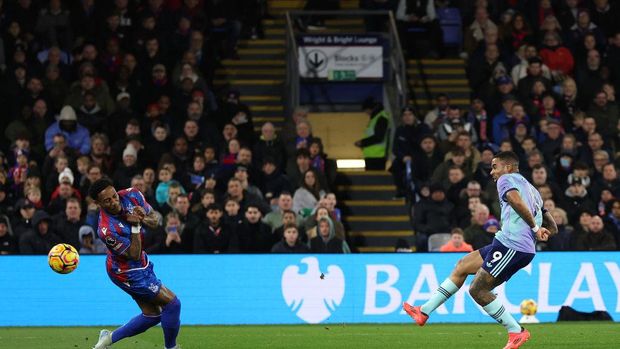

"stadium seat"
[437, 7, 462, 50]
[428, 233, 451, 252]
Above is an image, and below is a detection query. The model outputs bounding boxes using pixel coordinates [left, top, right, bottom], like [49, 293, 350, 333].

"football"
[520, 299, 538, 316]
[48, 243, 80, 274]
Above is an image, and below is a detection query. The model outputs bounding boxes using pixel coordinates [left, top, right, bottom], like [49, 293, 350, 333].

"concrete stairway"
[408, 58, 471, 114]
[337, 171, 413, 252]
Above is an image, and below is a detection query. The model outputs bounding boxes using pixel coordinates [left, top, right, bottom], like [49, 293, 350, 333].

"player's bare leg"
[404, 250, 483, 325]
[151, 285, 182, 349]
[469, 269, 530, 349]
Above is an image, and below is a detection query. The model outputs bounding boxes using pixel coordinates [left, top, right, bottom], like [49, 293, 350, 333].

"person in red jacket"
[539, 31, 575, 79]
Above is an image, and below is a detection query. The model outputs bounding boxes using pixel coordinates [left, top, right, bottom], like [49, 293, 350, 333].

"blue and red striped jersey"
[97, 188, 154, 276]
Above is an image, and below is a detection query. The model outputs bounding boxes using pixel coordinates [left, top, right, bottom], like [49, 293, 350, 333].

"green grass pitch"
[1, 322, 618, 348]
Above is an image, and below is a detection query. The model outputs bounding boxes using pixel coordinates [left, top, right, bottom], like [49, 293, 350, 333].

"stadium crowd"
[0, 0, 619, 255]
[0, 0, 351, 255]
[392, 0, 620, 252]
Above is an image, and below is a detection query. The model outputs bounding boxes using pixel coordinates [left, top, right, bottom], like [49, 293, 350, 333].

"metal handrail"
[285, 11, 300, 118]
[387, 10, 409, 113]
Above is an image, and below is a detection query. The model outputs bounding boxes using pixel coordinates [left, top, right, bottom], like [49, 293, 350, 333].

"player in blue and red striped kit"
[90, 178, 181, 349]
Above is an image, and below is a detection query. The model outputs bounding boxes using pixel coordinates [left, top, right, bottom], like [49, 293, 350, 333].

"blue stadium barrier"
[0, 253, 618, 326]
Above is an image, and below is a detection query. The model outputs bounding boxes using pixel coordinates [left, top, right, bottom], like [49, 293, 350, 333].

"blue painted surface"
[0, 253, 618, 326]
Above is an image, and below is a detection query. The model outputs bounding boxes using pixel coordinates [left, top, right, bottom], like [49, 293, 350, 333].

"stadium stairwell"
[214, 0, 365, 133]
[214, 21, 287, 132]
[337, 171, 413, 252]
[408, 58, 471, 114]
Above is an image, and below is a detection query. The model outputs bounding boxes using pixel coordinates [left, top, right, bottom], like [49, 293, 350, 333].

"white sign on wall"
[297, 35, 384, 79]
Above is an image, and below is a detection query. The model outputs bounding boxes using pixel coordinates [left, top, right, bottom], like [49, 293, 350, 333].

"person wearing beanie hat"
[113, 144, 141, 189]
[58, 168, 75, 185]
[44, 105, 91, 154]
[404, 151, 558, 349]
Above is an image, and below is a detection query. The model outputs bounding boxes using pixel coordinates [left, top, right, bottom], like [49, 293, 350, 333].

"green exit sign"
[328, 70, 356, 81]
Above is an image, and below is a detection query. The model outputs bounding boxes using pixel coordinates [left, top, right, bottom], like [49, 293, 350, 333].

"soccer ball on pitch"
[520, 299, 538, 316]
[48, 243, 80, 274]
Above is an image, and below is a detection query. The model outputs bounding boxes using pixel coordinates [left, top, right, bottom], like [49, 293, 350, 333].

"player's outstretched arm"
[504, 190, 537, 228]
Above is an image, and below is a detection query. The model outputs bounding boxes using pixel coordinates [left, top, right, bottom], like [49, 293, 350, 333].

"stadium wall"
[0, 253, 618, 326]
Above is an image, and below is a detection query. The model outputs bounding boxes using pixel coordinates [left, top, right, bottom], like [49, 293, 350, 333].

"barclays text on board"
[0, 253, 618, 326]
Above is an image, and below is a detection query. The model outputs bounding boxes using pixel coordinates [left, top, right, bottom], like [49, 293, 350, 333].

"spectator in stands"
[52, 197, 83, 249]
[224, 177, 269, 215]
[445, 131, 481, 176]
[286, 119, 313, 164]
[0, 218, 17, 254]
[440, 227, 473, 252]
[78, 225, 106, 254]
[283, 106, 309, 142]
[562, 177, 596, 222]
[233, 165, 263, 201]
[223, 198, 243, 230]
[44, 106, 91, 155]
[463, 6, 497, 58]
[492, 94, 517, 145]
[293, 169, 325, 216]
[253, 122, 286, 171]
[234, 204, 274, 253]
[159, 181, 185, 217]
[391, 106, 431, 197]
[463, 203, 489, 248]
[424, 93, 450, 132]
[18, 210, 62, 254]
[11, 198, 35, 240]
[432, 148, 466, 189]
[540, 207, 572, 251]
[517, 57, 553, 99]
[437, 106, 478, 149]
[355, 99, 391, 170]
[412, 135, 443, 185]
[271, 224, 310, 253]
[576, 50, 606, 108]
[540, 118, 564, 165]
[260, 158, 291, 206]
[590, 163, 620, 200]
[263, 193, 295, 232]
[308, 138, 336, 189]
[193, 203, 232, 254]
[570, 9, 606, 52]
[395, 0, 444, 57]
[173, 193, 199, 253]
[113, 144, 141, 189]
[473, 147, 494, 189]
[587, 90, 618, 139]
[412, 183, 454, 251]
[218, 90, 254, 146]
[465, 97, 491, 143]
[604, 199, 620, 247]
[43, 152, 69, 196]
[206, 0, 243, 59]
[304, 206, 346, 242]
[309, 216, 350, 254]
[47, 175, 81, 216]
[499, 12, 532, 54]
[574, 215, 617, 250]
[467, 44, 507, 102]
[540, 31, 575, 81]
